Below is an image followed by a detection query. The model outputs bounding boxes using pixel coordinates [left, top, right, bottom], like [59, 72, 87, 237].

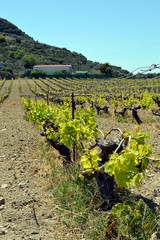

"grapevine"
[22, 91, 160, 204]
[80, 126, 153, 188]
[22, 97, 99, 150]
[21, 80, 160, 238]
[104, 126, 152, 188]
[22, 97, 156, 190]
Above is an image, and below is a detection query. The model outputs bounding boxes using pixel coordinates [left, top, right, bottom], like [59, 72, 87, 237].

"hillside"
[0, 17, 129, 78]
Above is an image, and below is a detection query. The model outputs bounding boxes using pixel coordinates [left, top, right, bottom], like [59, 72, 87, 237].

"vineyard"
[0, 77, 160, 239]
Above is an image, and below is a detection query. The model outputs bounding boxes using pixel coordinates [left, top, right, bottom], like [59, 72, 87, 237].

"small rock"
[0, 197, 5, 205]
[1, 128, 6, 132]
[46, 213, 53, 219]
[0, 230, 6, 235]
[1, 184, 9, 189]
[28, 238, 40, 240]
[18, 182, 28, 189]
[31, 231, 39, 234]
[0, 228, 6, 235]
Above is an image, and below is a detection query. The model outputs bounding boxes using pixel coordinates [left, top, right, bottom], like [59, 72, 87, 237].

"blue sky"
[1, 0, 160, 73]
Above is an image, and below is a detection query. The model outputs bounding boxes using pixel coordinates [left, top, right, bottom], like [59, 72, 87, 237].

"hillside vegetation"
[0, 17, 129, 79]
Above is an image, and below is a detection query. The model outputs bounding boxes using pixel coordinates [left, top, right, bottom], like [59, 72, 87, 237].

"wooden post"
[46, 94, 49, 105]
[72, 92, 76, 161]
[72, 92, 75, 119]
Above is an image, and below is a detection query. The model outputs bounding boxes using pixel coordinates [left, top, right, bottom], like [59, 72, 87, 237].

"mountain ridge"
[0, 17, 129, 78]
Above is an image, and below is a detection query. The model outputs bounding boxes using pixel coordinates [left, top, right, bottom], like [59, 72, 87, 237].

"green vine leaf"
[105, 128, 152, 188]
[81, 149, 102, 172]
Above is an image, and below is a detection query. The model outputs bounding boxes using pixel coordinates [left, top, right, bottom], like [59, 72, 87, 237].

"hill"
[0, 17, 129, 79]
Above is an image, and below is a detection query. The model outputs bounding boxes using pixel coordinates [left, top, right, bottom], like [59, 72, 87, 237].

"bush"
[31, 69, 46, 79]
[0, 35, 6, 43]
[23, 54, 36, 69]
[0, 67, 14, 79]
[106, 199, 159, 239]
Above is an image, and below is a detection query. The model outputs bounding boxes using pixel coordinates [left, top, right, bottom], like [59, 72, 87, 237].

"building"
[75, 71, 89, 75]
[33, 64, 72, 75]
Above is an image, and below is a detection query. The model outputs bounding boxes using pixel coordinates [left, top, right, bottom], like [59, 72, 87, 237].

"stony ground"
[0, 79, 159, 239]
[0, 80, 80, 240]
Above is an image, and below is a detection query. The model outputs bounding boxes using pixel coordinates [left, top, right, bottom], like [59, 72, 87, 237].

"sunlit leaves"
[22, 98, 98, 149]
[105, 127, 152, 188]
[81, 149, 102, 172]
[109, 200, 158, 239]
[22, 98, 153, 190]
[140, 90, 155, 109]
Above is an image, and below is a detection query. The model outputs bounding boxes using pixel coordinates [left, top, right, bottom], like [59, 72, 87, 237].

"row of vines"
[0, 76, 160, 239]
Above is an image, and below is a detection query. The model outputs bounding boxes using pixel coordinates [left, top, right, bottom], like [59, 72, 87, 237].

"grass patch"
[51, 161, 108, 239]
[39, 142, 160, 239]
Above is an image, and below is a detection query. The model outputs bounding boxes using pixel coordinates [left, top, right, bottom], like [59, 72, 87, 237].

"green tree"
[0, 35, 6, 43]
[99, 62, 112, 77]
[23, 54, 36, 69]
[14, 50, 24, 60]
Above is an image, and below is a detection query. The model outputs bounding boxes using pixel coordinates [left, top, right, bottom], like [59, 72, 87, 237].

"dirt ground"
[0, 80, 159, 239]
[0, 80, 81, 240]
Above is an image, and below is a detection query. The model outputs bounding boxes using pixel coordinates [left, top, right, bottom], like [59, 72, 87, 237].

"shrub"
[0, 35, 6, 43]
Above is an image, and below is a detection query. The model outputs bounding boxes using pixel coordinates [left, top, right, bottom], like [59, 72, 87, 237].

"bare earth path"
[0, 80, 77, 239]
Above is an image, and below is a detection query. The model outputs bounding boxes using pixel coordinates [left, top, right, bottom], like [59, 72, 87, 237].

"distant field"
[1, 77, 160, 98]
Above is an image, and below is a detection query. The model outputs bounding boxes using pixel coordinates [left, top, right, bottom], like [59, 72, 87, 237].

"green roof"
[75, 71, 88, 74]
